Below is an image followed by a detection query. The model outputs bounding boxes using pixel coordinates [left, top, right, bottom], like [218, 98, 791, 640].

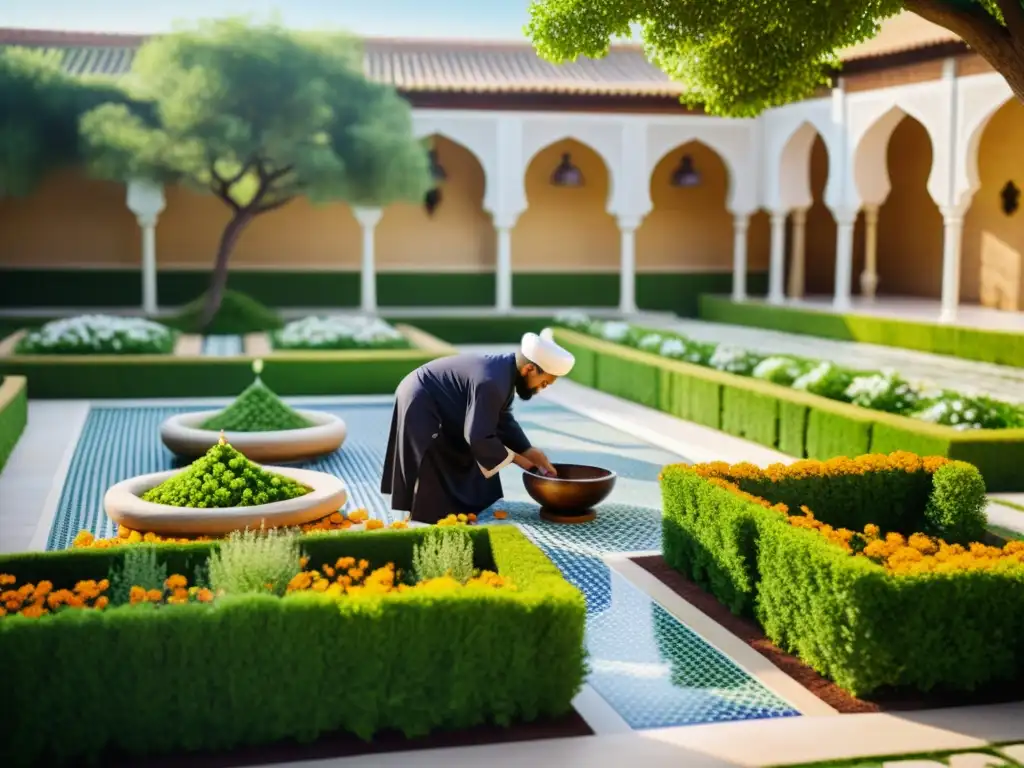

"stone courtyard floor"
[0, 376, 1021, 766]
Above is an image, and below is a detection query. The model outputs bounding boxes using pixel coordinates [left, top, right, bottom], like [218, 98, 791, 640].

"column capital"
[126, 179, 165, 219]
[616, 213, 643, 232]
[769, 210, 788, 226]
[732, 212, 752, 229]
[492, 210, 522, 231]
[136, 213, 159, 228]
[353, 207, 383, 228]
[940, 204, 968, 224]
[791, 207, 808, 223]
[830, 205, 859, 227]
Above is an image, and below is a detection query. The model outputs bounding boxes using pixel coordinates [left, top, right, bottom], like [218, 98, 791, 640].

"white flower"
[601, 322, 631, 342]
[275, 315, 402, 347]
[793, 362, 832, 391]
[555, 310, 591, 329]
[708, 345, 754, 373]
[659, 338, 687, 358]
[753, 356, 797, 381]
[22, 315, 173, 351]
[637, 333, 663, 351]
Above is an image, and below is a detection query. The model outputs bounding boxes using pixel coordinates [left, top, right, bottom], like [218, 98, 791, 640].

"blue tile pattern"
[201, 335, 244, 356]
[46, 398, 800, 729]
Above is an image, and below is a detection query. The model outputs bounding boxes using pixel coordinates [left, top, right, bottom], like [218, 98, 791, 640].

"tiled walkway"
[39, 397, 799, 730]
[643, 317, 1024, 403]
[201, 335, 245, 356]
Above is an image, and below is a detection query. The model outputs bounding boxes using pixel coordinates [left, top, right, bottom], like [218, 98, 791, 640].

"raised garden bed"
[0, 525, 587, 767]
[699, 295, 1024, 369]
[0, 375, 28, 475]
[0, 324, 455, 399]
[660, 452, 1024, 697]
[552, 326, 1024, 491]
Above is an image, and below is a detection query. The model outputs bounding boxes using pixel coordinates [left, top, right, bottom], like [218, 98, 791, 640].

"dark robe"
[380, 353, 532, 524]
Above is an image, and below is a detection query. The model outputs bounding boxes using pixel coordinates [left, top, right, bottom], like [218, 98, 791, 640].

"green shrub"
[199, 373, 314, 432]
[166, 289, 284, 334]
[207, 527, 303, 597]
[923, 462, 987, 543]
[0, 376, 28, 474]
[108, 546, 167, 605]
[412, 527, 475, 584]
[15, 315, 177, 355]
[141, 442, 309, 507]
[0, 527, 586, 767]
[660, 459, 1024, 695]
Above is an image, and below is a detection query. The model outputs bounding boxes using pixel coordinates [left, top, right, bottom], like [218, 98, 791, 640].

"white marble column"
[731, 213, 751, 302]
[768, 210, 788, 304]
[354, 207, 383, 313]
[138, 214, 158, 315]
[832, 208, 858, 311]
[860, 204, 880, 301]
[787, 207, 808, 299]
[617, 215, 640, 314]
[494, 215, 516, 312]
[126, 180, 166, 315]
[939, 206, 965, 323]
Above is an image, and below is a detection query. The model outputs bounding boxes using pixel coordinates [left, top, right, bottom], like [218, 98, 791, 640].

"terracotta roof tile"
[0, 13, 965, 95]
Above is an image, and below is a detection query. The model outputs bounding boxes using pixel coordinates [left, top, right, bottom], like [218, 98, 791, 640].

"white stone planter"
[103, 466, 348, 536]
[160, 410, 346, 463]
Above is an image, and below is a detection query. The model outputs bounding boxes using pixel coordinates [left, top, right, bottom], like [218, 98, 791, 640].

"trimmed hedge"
[0, 327, 455, 399]
[660, 459, 1024, 696]
[699, 295, 1024, 369]
[0, 376, 28, 474]
[554, 329, 1024, 492]
[0, 526, 587, 767]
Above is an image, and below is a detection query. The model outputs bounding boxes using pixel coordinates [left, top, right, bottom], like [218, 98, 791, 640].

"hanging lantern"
[551, 153, 584, 187]
[670, 154, 701, 188]
[424, 187, 442, 216]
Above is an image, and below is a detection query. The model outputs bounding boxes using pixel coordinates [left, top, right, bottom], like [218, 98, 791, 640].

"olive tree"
[526, 0, 1024, 116]
[81, 20, 431, 326]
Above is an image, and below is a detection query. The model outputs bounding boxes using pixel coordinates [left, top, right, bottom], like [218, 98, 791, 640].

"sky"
[0, 0, 535, 39]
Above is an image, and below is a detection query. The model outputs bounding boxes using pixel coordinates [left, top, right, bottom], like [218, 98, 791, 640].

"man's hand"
[520, 447, 557, 477]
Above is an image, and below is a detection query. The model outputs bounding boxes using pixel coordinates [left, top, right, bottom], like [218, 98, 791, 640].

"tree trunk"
[199, 211, 253, 330]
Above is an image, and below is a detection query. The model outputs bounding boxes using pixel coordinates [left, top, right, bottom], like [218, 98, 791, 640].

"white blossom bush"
[913, 393, 1024, 430]
[792, 362, 856, 401]
[271, 316, 409, 351]
[708, 345, 763, 375]
[636, 333, 664, 352]
[553, 310, 592, 331]
[599, 321, 632, 343]
[659, 338, 688, 359]
[752, 356, 807, 386]
[15, 315, 177, 355]
[844, 371, 921, 415]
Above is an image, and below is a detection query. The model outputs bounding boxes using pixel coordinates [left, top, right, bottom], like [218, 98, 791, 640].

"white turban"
[521, 328, 575, 377]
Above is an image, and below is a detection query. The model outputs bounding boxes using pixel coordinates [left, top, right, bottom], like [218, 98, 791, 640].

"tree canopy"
[0, 47, 134, 196]
[81, 19, 432, 324]
[526, 1, 1024, 117]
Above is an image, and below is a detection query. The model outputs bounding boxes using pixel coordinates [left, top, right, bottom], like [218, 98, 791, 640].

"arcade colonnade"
[118, 63, 1016, 321]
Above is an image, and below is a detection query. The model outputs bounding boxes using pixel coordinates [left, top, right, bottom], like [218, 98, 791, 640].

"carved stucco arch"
[772, 120, 833, 212]
[850, 102, 943, 208]
[957, 89, 1015, 211]
[645, 127, 749, 212]
[521, 134, 617, 211]
[413, 121, 497, 213]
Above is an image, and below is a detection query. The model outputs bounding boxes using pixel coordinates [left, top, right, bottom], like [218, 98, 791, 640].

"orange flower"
[196, 588, 214, 603]
[493, 510, 508, 520]
[129, 586, 147, 605]
[365, 519, 384, 530]
[95, 596, 109, 609]
[165, 574, 188, 590]
[0, 574, 15, 586]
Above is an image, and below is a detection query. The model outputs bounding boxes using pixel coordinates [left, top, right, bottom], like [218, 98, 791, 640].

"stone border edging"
[0, 329, 28, 358]
[395, 324, 458, 355]
[103, 465, 348, 535]
[160, 409, 347, 463]
[172, 334, 203, 356]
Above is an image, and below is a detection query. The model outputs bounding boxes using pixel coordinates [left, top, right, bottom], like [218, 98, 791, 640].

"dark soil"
[632, 555, 1023, 714]
[89, 711, 592, 768]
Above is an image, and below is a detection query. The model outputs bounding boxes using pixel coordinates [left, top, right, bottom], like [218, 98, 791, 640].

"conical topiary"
[142, 433, 310, 508]
[200, 359, 314, 432]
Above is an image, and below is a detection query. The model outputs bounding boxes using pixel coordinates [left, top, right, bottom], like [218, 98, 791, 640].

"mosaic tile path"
[200, 335, 244, 357]
[46, 398, 799, 730]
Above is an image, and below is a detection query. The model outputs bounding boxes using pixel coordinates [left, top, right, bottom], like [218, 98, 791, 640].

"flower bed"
[660, 451, 1024, 696]
[557, 312, 1024, 429]
[0, 325, 453, 398]
[272, 315, 410, 351]
[551, 323, 1024, 491]
[14, 315, 178, 355]
[0, 525, 586, 767]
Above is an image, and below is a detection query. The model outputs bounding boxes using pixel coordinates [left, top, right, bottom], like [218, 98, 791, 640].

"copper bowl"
[522, 463, 617, 515]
